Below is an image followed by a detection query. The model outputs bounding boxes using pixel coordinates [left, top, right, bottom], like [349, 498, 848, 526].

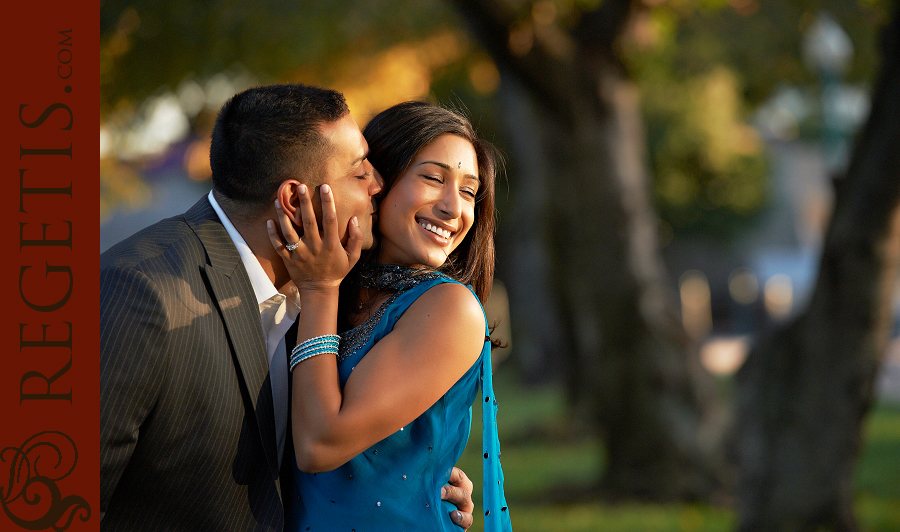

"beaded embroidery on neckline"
[338, 263, 446, 362]
[356, 263, 444, 291]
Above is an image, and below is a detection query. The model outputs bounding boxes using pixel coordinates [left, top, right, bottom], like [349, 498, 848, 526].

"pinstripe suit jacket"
[100, 197, 294, 531]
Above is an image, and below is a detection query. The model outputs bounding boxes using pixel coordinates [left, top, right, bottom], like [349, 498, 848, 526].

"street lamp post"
[803, 11, 853, 176]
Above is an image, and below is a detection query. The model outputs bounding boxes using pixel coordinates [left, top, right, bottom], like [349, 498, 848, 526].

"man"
[100, 84, 474, 531]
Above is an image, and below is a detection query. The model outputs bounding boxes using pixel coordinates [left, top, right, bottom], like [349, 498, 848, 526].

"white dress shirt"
[208, 191, 300, 466]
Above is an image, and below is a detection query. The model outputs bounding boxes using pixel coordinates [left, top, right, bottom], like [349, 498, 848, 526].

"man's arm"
[100, 266, 168, 511]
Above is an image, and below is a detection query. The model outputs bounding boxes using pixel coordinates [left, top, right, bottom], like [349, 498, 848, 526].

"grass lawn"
[457, 365, 900, 532]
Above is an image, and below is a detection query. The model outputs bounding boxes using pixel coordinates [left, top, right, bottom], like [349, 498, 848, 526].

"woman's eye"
[422, 174, 442, 183]
[461, 188, 477, 199]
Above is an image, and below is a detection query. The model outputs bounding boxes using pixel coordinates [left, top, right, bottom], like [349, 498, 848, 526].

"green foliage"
[507, 504, 734, 532]
[630, 11, 770, 241]
[100, 0, 888, 241]
[456, 368, 900, 532]
[623, 0, 884, 243]
[856, 405, 900, 531]
[100, 0, 461, 113]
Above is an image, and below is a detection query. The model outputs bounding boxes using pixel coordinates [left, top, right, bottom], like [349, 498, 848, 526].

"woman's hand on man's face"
[267, 183, 362, 294]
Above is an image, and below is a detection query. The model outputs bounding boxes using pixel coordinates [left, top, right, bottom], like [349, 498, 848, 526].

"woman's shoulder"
[404, 279, 486, 330]
[388, 280, 487, 367]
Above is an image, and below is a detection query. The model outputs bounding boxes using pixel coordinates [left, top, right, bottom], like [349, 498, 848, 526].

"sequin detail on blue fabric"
[292, 265, 513, 530]
[338, 292, 402, 361]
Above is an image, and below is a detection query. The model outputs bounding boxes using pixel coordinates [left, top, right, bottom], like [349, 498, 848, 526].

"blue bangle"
[294, 337, 339, 350]
[290, 334, 340, 371]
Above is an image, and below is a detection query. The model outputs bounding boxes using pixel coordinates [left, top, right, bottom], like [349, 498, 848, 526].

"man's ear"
[276, 180, 304, 237]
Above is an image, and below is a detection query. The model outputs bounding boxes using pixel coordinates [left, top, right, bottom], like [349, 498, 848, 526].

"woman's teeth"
[419, 221, 450, 239]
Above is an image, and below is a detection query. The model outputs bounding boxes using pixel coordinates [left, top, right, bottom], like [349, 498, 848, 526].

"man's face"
[314, 113, 383, 249]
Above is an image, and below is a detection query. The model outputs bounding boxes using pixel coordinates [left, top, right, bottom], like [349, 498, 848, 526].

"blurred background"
[100, 1, 899, 530]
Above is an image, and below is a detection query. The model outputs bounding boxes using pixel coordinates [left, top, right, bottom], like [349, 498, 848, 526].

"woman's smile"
[417, 218, 454, 241]
[377, 134, 479, 269]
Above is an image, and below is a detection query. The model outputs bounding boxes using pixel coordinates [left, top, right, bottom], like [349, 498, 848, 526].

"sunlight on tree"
[334, 32, 467, 122]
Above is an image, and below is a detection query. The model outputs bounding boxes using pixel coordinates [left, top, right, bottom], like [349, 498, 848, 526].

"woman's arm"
[293, 281, 485, 472]
[268, 183, 485, 473]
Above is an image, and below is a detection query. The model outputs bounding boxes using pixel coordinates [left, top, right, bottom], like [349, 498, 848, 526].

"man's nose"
[368, 161, 384, 195]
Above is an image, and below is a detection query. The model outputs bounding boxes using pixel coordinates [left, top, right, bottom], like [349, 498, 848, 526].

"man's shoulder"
[100, 197, 222, 271]
[101, 215, 195, 267]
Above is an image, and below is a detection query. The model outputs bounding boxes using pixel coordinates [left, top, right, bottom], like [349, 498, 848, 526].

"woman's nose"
[438, 190, 462, 218]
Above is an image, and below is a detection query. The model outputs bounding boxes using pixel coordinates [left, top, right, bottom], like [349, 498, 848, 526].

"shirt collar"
[208, 190, 279, 306]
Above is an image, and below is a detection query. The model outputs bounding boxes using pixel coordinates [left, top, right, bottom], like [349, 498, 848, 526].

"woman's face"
[376, 134, 479, 269]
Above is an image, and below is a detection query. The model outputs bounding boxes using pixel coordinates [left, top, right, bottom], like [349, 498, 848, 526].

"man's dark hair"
[209, 83, 349, 215]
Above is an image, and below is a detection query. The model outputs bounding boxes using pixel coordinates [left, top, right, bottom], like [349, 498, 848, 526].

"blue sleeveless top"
[291, 273, 512, 531]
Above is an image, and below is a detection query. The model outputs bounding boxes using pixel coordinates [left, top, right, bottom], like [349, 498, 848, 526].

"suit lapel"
[184, 198, 281, 478]
[279, 318, 299, 518]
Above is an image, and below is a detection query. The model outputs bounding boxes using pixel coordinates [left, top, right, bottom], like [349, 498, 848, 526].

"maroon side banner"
[1, 2, 100, 531]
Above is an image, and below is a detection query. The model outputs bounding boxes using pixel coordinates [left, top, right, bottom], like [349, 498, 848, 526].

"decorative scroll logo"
[1, 431, 90, 530]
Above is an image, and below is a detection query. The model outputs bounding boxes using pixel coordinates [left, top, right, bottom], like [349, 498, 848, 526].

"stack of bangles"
[289, 334, 340, 371]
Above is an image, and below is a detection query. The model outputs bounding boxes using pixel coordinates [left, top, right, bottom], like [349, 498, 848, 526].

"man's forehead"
[319, 115, 366, 167]
[329, 143, 367, 172]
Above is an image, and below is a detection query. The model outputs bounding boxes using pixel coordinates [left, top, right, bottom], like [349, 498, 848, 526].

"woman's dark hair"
[362, 100, 501, 302]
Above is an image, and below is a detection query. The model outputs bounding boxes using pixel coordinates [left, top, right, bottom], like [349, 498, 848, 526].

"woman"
[268, 101, 512, 531]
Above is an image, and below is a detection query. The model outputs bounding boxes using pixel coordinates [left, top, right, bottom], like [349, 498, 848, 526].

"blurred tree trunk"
[735, 4, 900, 531]
[494, 70, 566, 383]
[451, 0, 729, 500]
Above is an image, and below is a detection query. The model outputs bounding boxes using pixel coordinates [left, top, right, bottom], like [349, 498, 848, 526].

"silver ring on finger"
[285, 241, 301, 251]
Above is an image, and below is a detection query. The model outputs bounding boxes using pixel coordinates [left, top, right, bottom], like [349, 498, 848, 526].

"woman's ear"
[276, 180, 304, 237]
